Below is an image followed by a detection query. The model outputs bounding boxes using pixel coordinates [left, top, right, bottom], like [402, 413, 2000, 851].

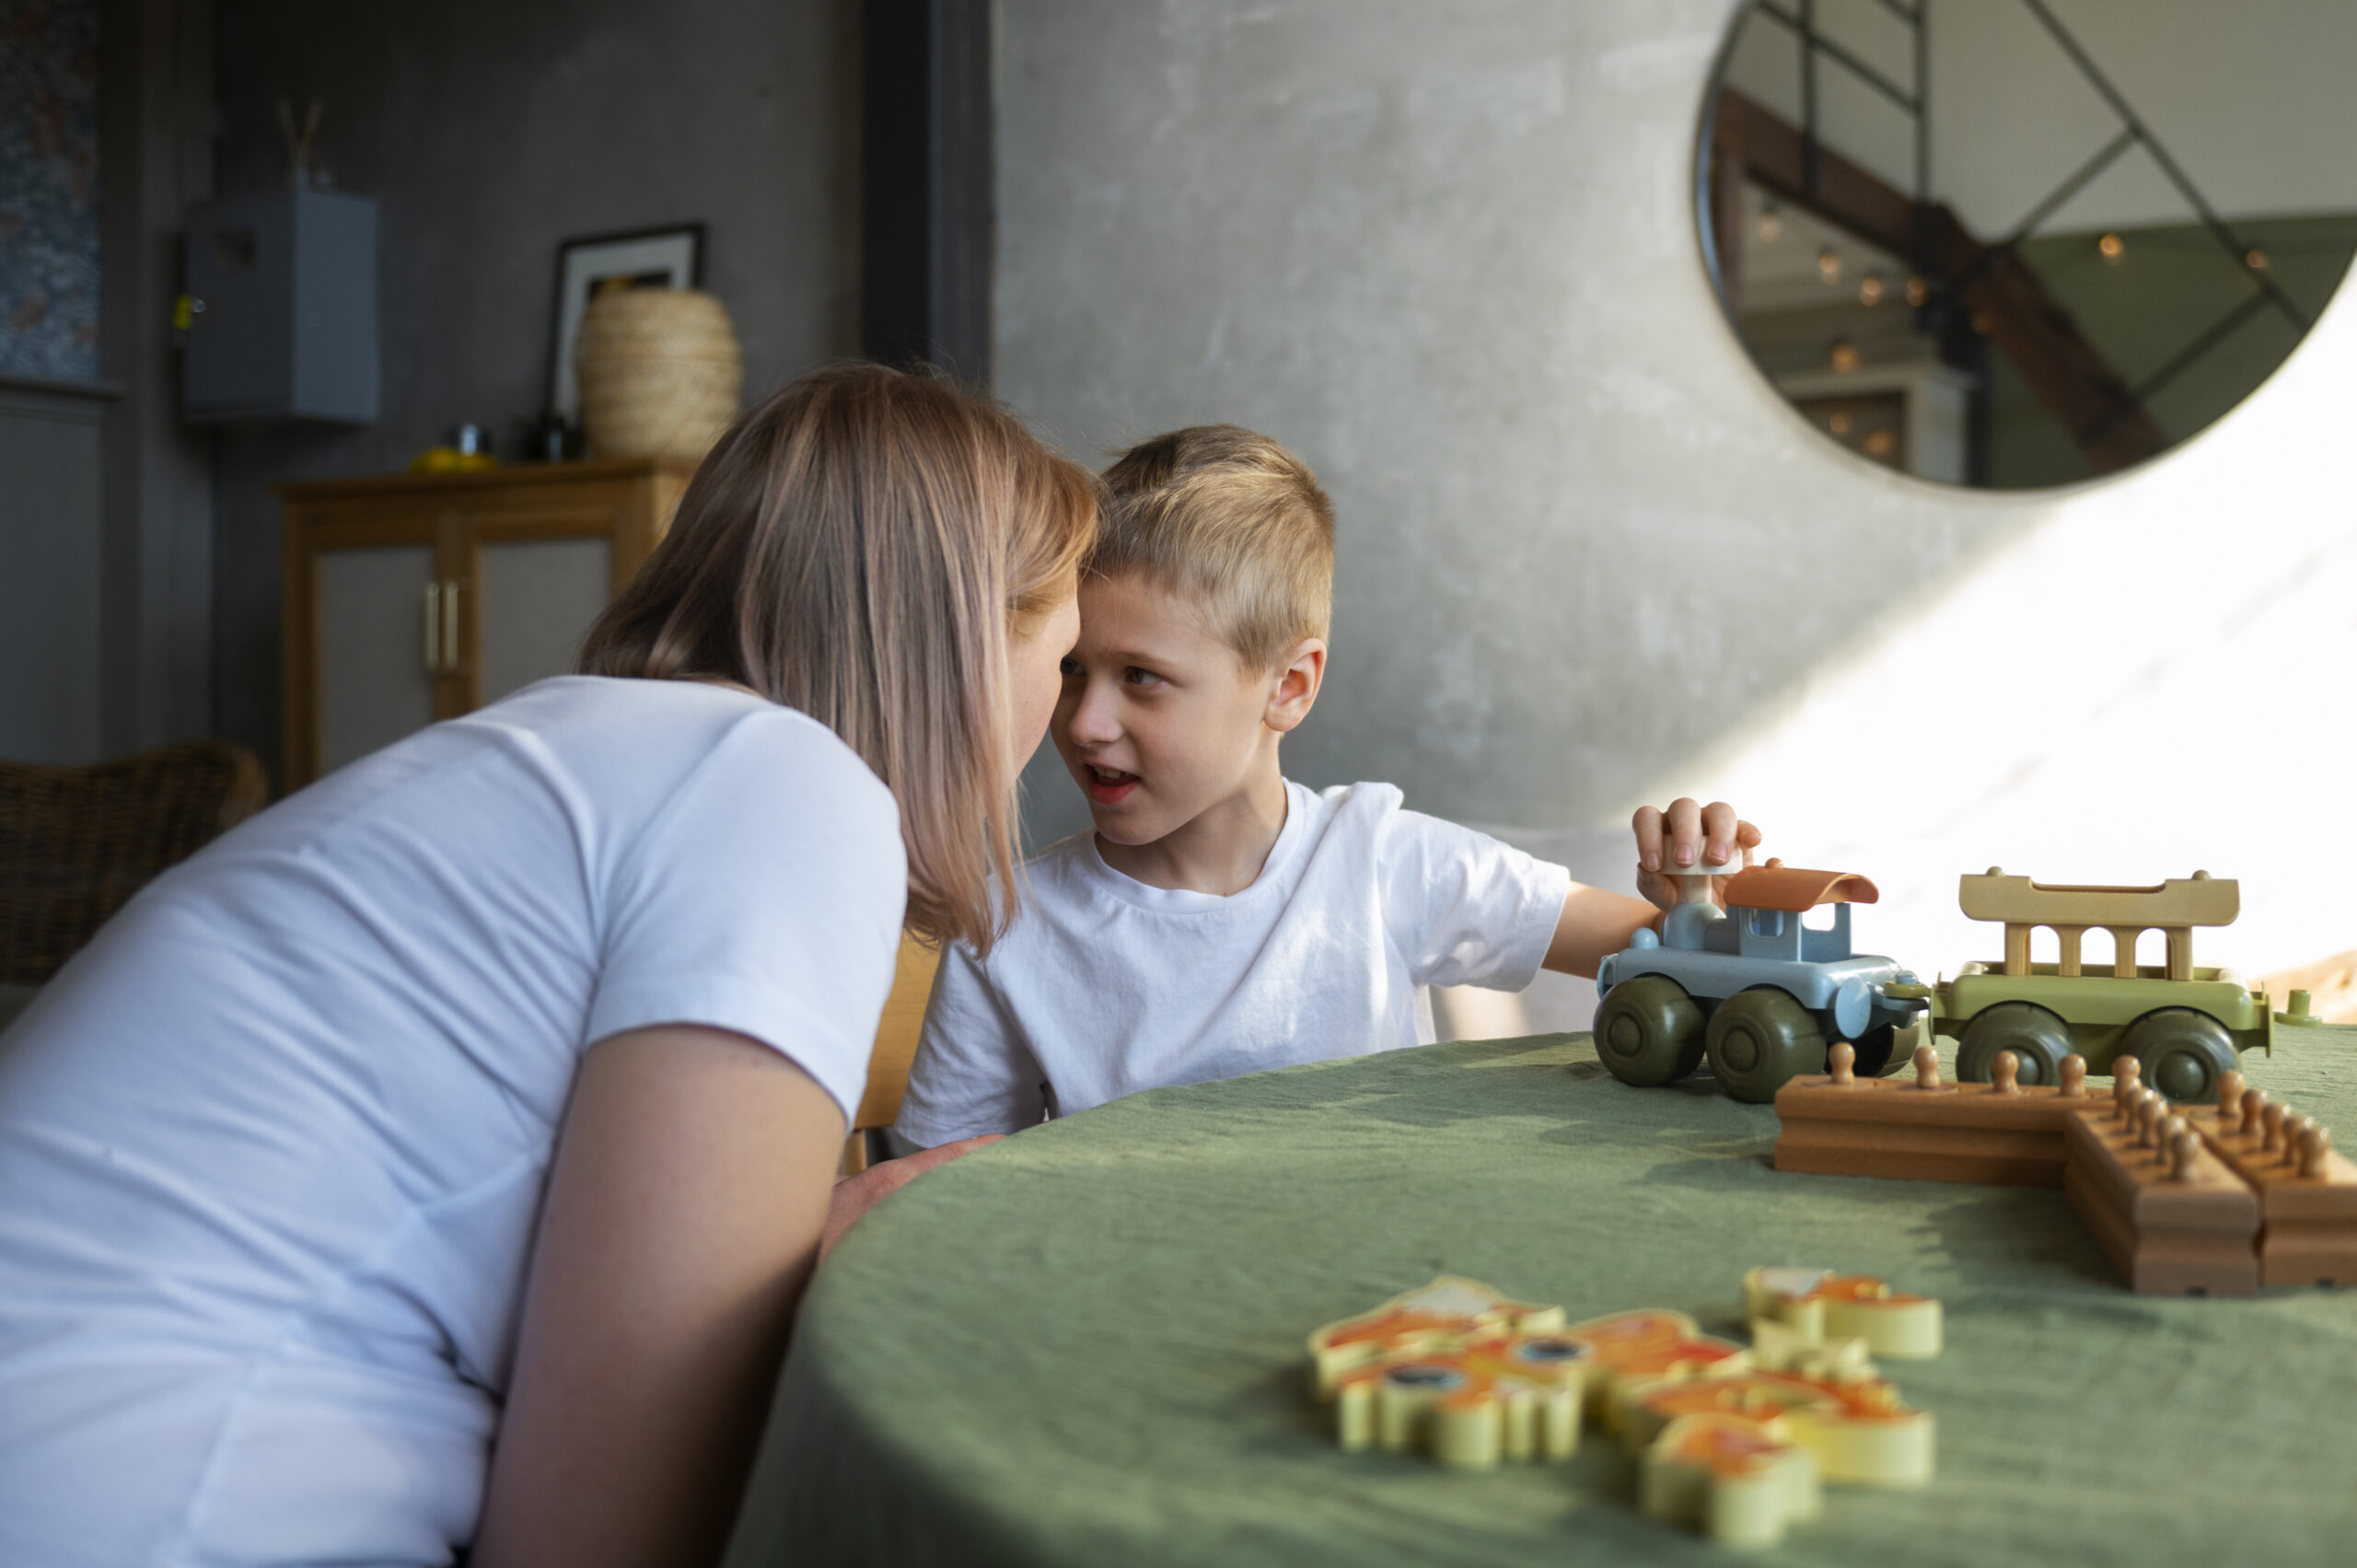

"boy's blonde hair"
[580, 362, 1097, 954]
[1097, 424, 1334, 671]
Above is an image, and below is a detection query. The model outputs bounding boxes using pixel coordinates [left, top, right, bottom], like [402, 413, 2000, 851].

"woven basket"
[0, 740, 268, 983]
[575, 287, 743, 462]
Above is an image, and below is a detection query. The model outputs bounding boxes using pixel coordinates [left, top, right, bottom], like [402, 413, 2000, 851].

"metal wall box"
[184, 189, 378, 424]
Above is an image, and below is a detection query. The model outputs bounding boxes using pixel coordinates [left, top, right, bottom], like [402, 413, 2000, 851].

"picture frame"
[545, 223, 706, 424]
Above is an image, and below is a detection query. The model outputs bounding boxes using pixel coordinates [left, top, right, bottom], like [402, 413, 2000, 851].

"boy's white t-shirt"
[0, 676, 905, 1568]
[894, 779, 1572, 1144]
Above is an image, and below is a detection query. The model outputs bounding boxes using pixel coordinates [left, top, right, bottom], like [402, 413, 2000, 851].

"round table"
[726, 1028, 2357, 1566]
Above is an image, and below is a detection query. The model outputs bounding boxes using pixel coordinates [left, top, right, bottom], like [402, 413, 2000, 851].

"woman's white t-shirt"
[893, 779, 1571, 1144]
[0, 677, 905, 1568]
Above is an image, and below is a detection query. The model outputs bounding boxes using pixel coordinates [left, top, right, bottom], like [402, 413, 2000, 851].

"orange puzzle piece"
[1742, 1266, 1943, 1359]
[1329, 1325, 1593, 1468]
[1620, 1365, 1934, 1487]
[1309, 1277, 1587, 1469]
[1557, 1308, 1750, 1429]
[1308, 1275, 1939, 1547]
[1641, 1413, 1823, 1548]
[1307, 1275, 1562, 1400]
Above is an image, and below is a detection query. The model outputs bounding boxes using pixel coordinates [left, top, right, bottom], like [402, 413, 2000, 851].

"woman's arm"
[470, 1025, 842, 1568]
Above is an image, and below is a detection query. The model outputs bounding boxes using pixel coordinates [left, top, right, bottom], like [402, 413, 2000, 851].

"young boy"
[892, 425, 1754, 1146]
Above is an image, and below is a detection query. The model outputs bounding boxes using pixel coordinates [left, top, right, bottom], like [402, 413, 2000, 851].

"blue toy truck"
[1591, 860, 1932, 1103]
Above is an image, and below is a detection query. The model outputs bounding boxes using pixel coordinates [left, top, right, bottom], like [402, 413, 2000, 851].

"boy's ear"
[1263, 638, 1327, 735]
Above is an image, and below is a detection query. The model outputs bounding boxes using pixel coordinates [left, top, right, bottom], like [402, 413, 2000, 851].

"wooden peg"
[2136, 1095, 2165, 1149]
[1911, 1045, 1940, 1090]
[2282, 1115, 2316, 1168]
[2166, 1129, 2200, 1182]
[2156, 1114, 2187, 1156]
[2060, 1054, 2086, 1098]
[2215, 1069, 2245, 1125]
[2236, 1086, 2270, 1139]
[2300, 1125, 2334, 1179]
[1992, 1051, 2021, 1095]
[2261, 1102, 2289, 1154]
[2112, 1056, 2142, 1110]
[1829, 1040, 1855, 1086]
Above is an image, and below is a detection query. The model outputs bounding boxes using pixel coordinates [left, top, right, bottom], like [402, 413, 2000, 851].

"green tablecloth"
[726, 1028, 2357, 1567]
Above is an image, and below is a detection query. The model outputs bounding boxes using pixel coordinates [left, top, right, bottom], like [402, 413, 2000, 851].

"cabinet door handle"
[439, 580, 461, 671]
[424, 581, 441, 673]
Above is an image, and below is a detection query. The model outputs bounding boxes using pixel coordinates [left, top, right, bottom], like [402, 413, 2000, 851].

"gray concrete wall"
[0, 381, 108, 761]
[99, 0, 220, 761]
[210, 0, 859, 779]
[0, 0, 217, 766]
[999, 0, 2357, 978]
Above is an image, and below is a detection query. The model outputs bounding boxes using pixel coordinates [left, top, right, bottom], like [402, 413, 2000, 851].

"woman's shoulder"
[250, 678, 897, 884]
[482, 677, 893, 812]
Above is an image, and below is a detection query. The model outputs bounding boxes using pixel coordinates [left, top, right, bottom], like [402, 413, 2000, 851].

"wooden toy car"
[1929, 869, 2271, 1103]
[1593, 860, 1932, 1103]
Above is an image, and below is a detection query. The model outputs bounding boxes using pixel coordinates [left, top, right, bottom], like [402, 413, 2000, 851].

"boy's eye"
[1058, 656, 1082, 678]
[1123, 666, 1166, 689]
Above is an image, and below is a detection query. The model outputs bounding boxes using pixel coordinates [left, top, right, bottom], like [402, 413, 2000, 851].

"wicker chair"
[0, 741, 270, 985]
[843, 934, 945, 1174]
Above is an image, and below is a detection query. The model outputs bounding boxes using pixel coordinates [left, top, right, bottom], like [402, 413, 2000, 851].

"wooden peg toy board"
[2199, 1109, 2357, 1287]
[1772, 1049, 2357, 1295]
[1773, 1072, 2101, 1187]
[2061, 1103, 2259, 1296]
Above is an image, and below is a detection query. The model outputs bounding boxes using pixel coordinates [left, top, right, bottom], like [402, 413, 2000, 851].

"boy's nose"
[1061, 678, 1122, 746]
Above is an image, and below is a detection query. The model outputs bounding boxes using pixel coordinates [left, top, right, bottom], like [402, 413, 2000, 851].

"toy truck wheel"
[1956, 1003, 2073, 1086]
[2119, 1008, 2239, 1103]
[1594, 976, 1705, 1087]
[1703, 989, 1825, 1104]
[1848, 1014, 1922, 1074]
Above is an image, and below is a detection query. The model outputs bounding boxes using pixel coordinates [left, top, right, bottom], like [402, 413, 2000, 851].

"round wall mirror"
[1700, 1, 2357, 488]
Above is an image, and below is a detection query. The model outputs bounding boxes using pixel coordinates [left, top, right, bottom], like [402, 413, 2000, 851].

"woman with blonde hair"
[0, 363, 1095, 1568]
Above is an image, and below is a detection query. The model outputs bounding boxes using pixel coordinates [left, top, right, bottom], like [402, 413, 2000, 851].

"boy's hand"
[1632, 799, 1760, 914]
[821, 1134, 1002, 1260]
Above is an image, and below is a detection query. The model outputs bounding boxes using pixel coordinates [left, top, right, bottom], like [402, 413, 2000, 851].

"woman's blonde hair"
[580, 362, 1096, 952]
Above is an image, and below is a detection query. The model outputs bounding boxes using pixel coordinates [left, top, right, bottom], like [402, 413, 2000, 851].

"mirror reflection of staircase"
[1702, 0, 2356, 488]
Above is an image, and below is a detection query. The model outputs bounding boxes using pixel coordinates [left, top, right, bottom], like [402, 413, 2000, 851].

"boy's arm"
[1540, 883, 1671, 979]
[890, 941, 1050, 1148]
[1540, 799, 1761, 978]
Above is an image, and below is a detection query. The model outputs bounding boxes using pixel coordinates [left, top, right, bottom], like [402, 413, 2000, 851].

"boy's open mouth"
[1084, 764, 1141, 806]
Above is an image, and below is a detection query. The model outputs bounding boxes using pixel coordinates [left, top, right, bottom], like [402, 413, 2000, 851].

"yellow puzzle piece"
[1621, 1365, 1935, 1486]
[1333, 1325, 1593, 1468]
[1307, 1274, 1935, 1543]
[1557, 1307, 1751, 1430]
[1640, 1412, 1824, 1549]
[1310, 1277, 1588, 1469]
[1307, 1275, 1562, 1400]
[1743, 1266, 1943, 1360]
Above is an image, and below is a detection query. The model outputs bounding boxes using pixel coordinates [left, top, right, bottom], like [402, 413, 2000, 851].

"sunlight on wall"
[1651, 274, 2357, 981]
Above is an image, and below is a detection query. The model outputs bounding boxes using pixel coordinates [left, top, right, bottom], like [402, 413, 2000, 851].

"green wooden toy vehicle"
[1928, 869, 2271, 1104]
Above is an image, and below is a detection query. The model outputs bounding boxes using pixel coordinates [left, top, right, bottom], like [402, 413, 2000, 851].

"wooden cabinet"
[277, 459, 694, 788]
